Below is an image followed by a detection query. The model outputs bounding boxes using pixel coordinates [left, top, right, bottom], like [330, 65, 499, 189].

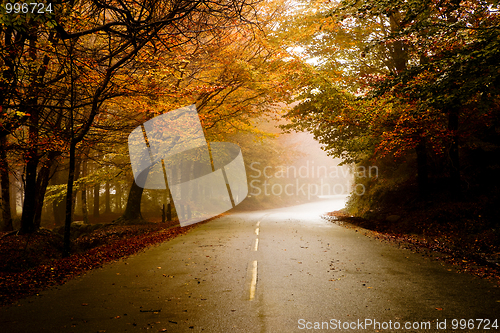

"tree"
[351, 0, 500, 193]
[115, 1, 308, 222]
[0, 135, 13, 231]
[57, 0, 264, 255]
[282, 0, 500, 202]
[1, 0, 262, 235]
[280, 0, 415, 162]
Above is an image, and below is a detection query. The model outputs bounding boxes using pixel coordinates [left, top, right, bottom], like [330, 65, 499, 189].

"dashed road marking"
[249, 260, 258, 300]
[253, 238, 259, 251]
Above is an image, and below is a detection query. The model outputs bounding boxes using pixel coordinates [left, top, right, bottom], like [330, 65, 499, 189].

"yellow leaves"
[3, 109, 30, 118]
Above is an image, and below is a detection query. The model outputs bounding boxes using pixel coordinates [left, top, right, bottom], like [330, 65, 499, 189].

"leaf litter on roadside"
[0, 222, 203, 307]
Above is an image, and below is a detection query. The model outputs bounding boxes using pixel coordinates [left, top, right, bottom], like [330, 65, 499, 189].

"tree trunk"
[63, 140, 77, 257]
[20, 149, 39, 234]
[115, 182, 122, 213]
[19, 36, 42, 234]
[81, 159, 88, 224]
[19, 175, 24, 208]
[0, 136, 13, 231]
[389, 13, 407, 74]
[93, 183, 100, 218]
[53, 200, 65, 226]
[121, 181, 144, 220]
[72, 159, 81, 221]
[105, 181, 111, 213]
[33, 158, 56, 229]
[10, 174, 17, 220]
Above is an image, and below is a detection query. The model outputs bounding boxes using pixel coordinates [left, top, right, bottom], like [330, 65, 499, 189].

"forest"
[281, 0, 500, 265]
[0, 0, 309, 253]
[1, 0, 499, 288]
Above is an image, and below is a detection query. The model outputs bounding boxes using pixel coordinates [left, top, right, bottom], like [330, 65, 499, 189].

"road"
[1, 197, 499, 332]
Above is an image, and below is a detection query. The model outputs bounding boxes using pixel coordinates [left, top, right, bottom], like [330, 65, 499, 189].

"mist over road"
[1, 197, 499, 332]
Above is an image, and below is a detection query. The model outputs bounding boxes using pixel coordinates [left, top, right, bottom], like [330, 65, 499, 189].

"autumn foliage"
[282, 0, 500, 256]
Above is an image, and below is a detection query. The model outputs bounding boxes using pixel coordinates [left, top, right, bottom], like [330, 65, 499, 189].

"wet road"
[1, 197, 499, 332]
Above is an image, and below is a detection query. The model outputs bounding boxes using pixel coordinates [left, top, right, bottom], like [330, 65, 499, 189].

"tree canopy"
[1, 0, 308, 250]
[282, 0, 500, 212]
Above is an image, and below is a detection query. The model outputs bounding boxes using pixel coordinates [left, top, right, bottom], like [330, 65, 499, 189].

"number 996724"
[4, 2, 53, 14]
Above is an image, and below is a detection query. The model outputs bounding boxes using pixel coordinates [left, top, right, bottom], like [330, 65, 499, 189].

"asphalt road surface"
[1, 197, 499, 332]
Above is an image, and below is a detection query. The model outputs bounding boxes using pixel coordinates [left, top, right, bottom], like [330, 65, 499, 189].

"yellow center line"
[249, 260, 258, 300]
